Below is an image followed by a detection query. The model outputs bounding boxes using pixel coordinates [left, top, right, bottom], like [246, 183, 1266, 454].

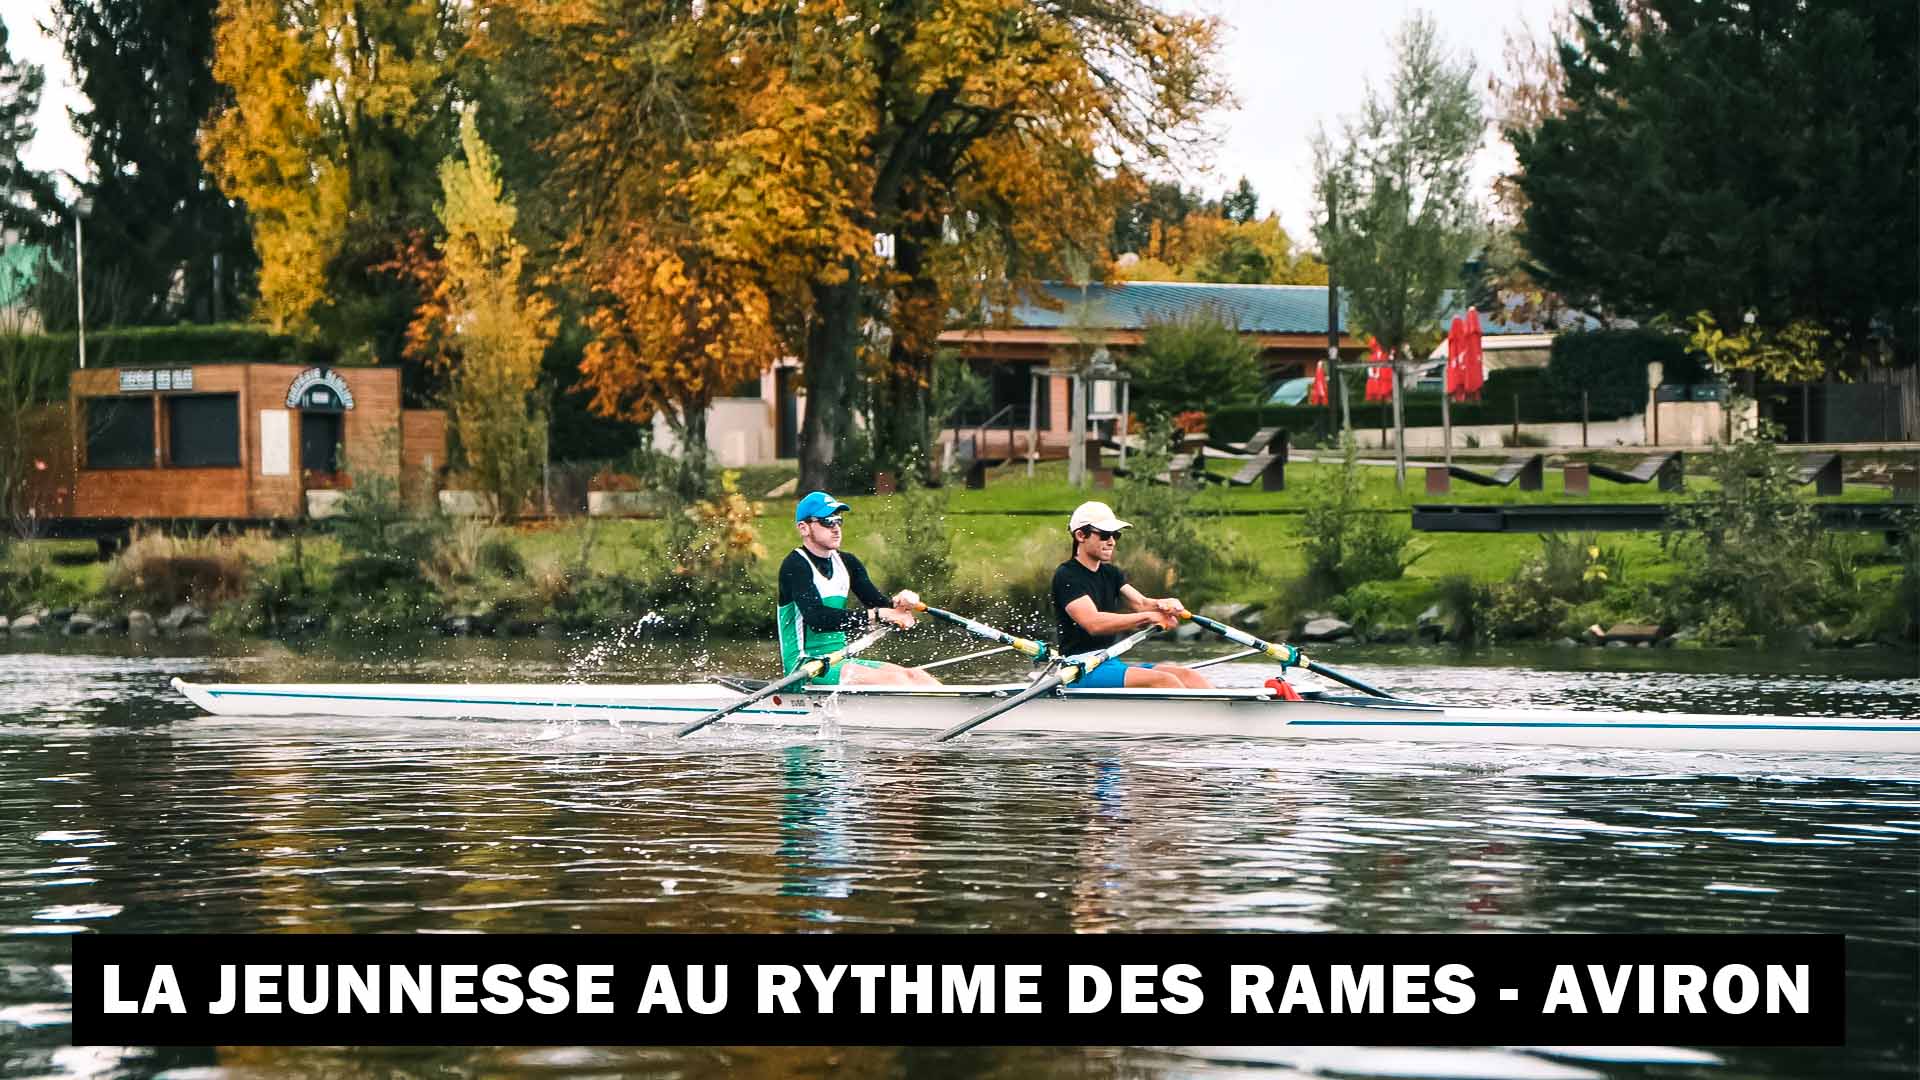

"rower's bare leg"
[843, 661, 942, 687]
[1121, 664, 1212, 690]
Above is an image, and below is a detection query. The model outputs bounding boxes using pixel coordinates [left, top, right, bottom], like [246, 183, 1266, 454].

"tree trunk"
[798, 267, 862, 492]
[1390, 350, 1407, 491]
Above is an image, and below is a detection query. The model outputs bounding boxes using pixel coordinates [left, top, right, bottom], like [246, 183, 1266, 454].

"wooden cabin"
[26, 362, 446, 524]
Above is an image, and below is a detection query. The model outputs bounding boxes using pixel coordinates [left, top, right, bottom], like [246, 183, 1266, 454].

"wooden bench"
[1793, 452, 1843, 496]
[1224, 429, 1289, 491]
[1444, 453, 1544, 491]
[1589, 451, 1685, 492]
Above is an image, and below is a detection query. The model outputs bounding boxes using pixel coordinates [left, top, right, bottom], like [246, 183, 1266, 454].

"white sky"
[6, 0, 1560, 238]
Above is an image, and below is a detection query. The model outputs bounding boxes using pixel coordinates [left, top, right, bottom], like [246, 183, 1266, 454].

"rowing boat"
[170, 677, 1920, 753]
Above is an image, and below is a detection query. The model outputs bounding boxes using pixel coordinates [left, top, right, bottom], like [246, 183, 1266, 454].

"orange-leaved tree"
[202, 0, 467, 359]
[486, 0, 1226, 491]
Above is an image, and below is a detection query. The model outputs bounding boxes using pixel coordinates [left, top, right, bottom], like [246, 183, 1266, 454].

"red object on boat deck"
[1264, 677, 1303, 701]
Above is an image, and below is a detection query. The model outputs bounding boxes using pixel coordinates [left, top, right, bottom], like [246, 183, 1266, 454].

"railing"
[973, 404, 1018, 461]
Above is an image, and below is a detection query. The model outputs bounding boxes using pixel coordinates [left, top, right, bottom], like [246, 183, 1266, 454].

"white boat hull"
[171, 678, 1920, 754]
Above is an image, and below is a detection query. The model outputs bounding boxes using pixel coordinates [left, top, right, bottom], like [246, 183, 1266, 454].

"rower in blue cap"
[777, 490, 940, 686]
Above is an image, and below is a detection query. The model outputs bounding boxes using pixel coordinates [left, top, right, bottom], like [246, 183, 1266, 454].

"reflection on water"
[0, 639, 1916, 1078]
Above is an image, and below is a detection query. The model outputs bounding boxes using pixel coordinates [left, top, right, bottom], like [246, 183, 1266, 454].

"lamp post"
[73, 196, 93, 369]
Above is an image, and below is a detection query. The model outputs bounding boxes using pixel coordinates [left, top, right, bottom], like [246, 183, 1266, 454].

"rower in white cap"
[1049, 500, 1213, 690]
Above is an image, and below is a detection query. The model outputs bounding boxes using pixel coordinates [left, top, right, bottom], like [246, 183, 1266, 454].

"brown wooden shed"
[32, 362, 446, 522]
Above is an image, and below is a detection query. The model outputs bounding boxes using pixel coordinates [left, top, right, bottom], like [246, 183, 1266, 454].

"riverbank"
[3, 455, 1914, 654]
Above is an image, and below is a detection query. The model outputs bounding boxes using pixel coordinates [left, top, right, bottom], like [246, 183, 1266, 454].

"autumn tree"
[54, 0, 256, 324]
[1510, 0, 1919, 375]
[490, 0, 1226, 491]
[404, 111, 556, 517]
[1314, 13, 1483, 488]
[202, 0, 466, 364]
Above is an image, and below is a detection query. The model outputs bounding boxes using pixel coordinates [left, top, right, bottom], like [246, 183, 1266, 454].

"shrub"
[105, 527, 275, 612]
[876, 483, 957, 601]
[1126, 307, 1263, 422]
[1301, 436, 1424, 593]
[1331, 582, 1397, 635]
[1544, 328, 1699, 420]
[1114, 419, 1257, 598]
[1483, 533, 1632, 641]
[1660, 427, 1827, 643]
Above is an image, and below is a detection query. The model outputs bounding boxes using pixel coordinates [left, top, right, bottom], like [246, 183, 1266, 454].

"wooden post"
[1581, 390, 1589, 448]
[1441, 388, 1453, 468]
[1511, 393, 1520, 446]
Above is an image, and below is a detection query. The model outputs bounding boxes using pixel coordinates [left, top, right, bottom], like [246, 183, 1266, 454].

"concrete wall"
[654, 394, 808, 468]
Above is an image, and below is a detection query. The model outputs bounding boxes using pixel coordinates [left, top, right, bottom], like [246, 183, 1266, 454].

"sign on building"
[285, 368, 356, 410]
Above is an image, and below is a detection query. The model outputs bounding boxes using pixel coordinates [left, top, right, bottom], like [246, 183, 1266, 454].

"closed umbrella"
[1308, 359, 1330, 406]
[1446, 316, 1467, 402]
[1463, 308, 1486, 401]
[1364, 337, 1391, 403]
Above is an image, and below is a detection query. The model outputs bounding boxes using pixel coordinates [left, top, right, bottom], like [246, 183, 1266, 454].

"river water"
[2, 636, 1917, 1079]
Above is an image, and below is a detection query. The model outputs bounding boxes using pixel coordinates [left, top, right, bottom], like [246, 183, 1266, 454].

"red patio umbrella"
[1307, 359, 1330, 406]
[1446, 317, 1466, 400]
[1364, 337, 1391, 403]
[1463, 308, 1487, 400]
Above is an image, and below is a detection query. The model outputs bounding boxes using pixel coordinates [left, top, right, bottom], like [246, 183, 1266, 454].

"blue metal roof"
[980, 281, 1538, 337]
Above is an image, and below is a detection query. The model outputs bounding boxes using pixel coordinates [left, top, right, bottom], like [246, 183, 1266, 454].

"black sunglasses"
[806, 516, 844, 529]
[1079, 527, 1120, 541]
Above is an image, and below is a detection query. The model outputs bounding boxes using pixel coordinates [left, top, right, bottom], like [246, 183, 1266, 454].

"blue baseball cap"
[794, 490, 852, 523]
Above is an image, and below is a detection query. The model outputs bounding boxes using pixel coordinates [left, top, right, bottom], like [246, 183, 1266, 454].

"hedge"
[1207, 367, 1631, 444]
[1544, 329, 1703, 420]
[7, 323, 334, 399]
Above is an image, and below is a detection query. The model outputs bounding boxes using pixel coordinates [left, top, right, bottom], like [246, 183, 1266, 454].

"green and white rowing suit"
[776, 547, 890, 685]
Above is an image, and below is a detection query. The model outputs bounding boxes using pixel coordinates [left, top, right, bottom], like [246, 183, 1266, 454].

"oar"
[1181, 611, 1394, 700]
[913, 604, 1051, 662]
[916, 645, 1014, 673]
[674, 627, 890, 737]
[933, 623, 1162, 743]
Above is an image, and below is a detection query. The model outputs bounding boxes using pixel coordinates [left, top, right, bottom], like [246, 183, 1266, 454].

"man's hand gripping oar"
[1180, 610, 1395, 700]
[932, 623, 1161, 743]
[674, 626, 892, 737]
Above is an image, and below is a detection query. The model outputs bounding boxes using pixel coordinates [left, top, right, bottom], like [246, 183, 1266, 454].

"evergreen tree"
[1221, 176, 1258, 224]
[54, 0, 257, 324]
[0, 22, 57, 238]
[1510, 0, 1919, 372]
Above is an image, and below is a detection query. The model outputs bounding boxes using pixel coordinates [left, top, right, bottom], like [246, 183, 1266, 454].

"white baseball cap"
[1069, 501, 1131, 533]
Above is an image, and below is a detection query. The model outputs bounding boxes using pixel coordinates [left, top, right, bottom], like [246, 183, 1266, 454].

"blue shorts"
[1075, 658, 1154, 689]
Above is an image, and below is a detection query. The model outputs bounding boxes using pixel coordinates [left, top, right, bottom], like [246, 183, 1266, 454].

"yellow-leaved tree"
[484, 0, 1228, 490]
[202, 0, 465, 355]
[408, 110, 556, 518]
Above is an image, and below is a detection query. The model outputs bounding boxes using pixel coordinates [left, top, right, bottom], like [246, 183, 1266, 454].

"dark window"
[168, 394, 242, 467]
[85, 397, 155, 469]
[726, 376, 762, 399]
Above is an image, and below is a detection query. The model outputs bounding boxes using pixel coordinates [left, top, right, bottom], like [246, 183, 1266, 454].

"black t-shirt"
[1051, 559, 1129, 655]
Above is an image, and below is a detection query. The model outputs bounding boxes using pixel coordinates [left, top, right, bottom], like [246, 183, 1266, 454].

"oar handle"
[1182, 611, 1304, 667]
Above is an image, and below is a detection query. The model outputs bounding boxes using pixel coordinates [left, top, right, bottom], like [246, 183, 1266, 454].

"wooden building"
[26, 362, 446, 523]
